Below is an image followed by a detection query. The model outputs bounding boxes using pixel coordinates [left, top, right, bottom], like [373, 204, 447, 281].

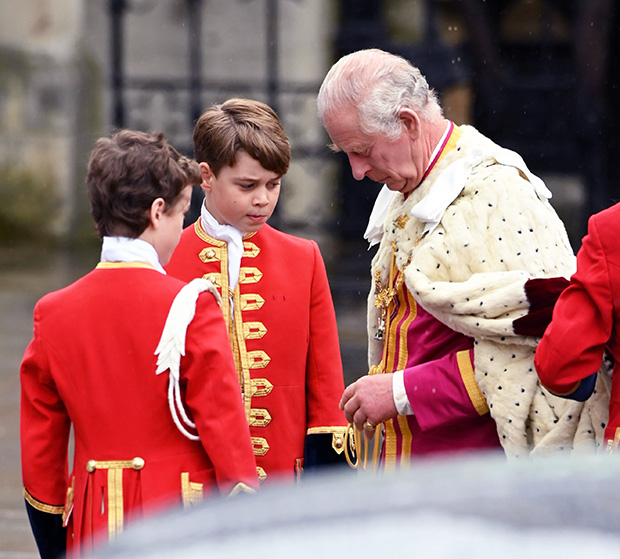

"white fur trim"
[369, 125, 609, 457]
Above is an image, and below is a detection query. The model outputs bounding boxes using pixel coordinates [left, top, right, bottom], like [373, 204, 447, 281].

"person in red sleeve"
[535, 203, 620, 451]
[20, 130, 258, 559]
[166, 99, 348, 484]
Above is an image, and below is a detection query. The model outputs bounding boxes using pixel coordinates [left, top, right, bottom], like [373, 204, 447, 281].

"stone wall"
[0, 1, 100, 242]
[0, 0, 338, 243]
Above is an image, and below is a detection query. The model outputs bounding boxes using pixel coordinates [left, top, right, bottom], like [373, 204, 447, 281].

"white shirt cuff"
[392, 370, 414, 415]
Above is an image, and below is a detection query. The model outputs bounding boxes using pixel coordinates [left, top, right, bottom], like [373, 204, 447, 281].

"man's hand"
[339, 374, 398, 436]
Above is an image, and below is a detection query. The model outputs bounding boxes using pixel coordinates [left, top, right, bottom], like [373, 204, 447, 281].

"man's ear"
[148, 197, 166, 229]
[200, 162, 215, 193]
[400, 108, 421, 141]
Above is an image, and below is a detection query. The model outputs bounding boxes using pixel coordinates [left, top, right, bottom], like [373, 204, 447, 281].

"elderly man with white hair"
[317, 48, 609, 468]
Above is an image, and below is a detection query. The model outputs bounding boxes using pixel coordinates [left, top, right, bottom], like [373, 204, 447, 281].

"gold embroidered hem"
[23, 488, 64, 514]
[306, 426, 347, 434]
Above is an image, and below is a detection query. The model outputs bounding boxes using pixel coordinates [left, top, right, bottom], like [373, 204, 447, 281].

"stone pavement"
[0, 240, 369, 557]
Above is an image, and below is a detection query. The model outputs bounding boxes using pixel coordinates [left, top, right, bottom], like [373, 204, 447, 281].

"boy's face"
[202, 150, 281, 233]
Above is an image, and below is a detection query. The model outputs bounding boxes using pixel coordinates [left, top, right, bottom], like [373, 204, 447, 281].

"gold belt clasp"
[86, 457, 145, 473]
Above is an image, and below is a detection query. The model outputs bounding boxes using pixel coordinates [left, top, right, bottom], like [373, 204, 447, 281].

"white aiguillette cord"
[154, 278, 222, 440]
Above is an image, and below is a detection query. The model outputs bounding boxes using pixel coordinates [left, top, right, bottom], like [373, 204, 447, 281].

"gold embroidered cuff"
[23, 488, 64, 515]
[457, 350, 489, 415]
[306, 426, 347, 454]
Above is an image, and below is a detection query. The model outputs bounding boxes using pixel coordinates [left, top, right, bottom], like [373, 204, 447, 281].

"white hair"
[317, 49, 443, 141]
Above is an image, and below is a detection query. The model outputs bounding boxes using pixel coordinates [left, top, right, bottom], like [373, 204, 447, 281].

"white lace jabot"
[200, 204, 244, 290]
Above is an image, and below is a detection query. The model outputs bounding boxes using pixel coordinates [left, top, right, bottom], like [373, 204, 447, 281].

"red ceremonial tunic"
[535, 202, 620, 449]
[166, 221, 348, 483]
[20, 263, 258, 556]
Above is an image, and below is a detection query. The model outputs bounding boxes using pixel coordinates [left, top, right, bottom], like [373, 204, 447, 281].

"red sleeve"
[304, 241, 347, 431]
[535, 214, 612, 393]
[181, 292, 259, 493]
[404, 348, 489, 431]
[20, 303, 71, 510]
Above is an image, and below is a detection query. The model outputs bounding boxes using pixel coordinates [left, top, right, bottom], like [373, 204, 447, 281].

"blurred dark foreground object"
[88, 451, 620, 559]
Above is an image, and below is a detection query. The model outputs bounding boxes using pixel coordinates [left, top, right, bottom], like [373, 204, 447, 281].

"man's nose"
[348, 154, 370, 181]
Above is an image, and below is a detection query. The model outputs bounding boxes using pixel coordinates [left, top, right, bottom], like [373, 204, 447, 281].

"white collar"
[363, 185, 394, 248]
[200, 204, 244, 290]
[363, 122, 452, 248]
[100, 236, 165, 274]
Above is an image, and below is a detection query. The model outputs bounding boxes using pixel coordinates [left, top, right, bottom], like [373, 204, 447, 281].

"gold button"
[334, 437, 344, 450]
[205, 249, 216, 259]
[132, 457, 145, 470]
[86, 460, 97, 473]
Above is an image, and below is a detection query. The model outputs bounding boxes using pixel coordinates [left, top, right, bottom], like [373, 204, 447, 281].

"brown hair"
[87, 129, 201, 238]
[193, 98, 291, 176]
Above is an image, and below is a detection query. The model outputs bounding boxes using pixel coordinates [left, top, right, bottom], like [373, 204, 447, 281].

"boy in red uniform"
[20, 130, 258, 558]
[166, 99, 347, 484]
[535, 203, 619, 451]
